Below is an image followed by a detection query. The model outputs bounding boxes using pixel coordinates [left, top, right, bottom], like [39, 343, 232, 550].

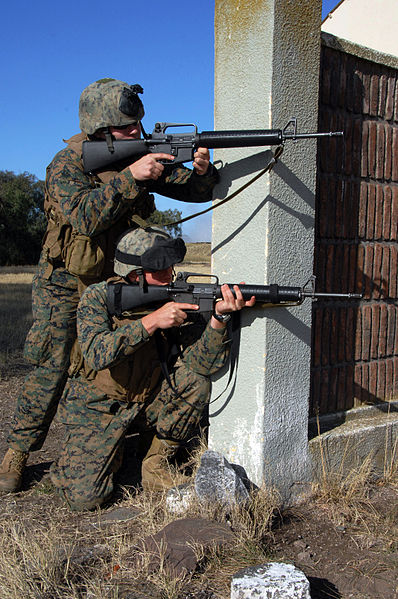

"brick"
[361, 362, 370, 403]
[326, 245, 334, 291]
[381, 244, 390, 299]
[330, 307, 339, 364]
[382, 186, 392, 239]
[362, 304, 372, 361]
[361, 121, 369, 178]
[385, 75, 396, 121]
[370, 304, 380, 359]
[321, 307, 331, 367]
[342, 243, 351, 292]
[345, 306, 355, 362]
[394, 357, 398, 399]
[345, 364, 354, 408]
[351, 67, 362, 114]
[349, 182, 360, 240]
[369, 361, 378, 402]
[320, 48, 332, 106]
[362, 70, 371, 115]
[377, 360, 386, 400]
[352, 117, 362, 177]
[384, 125, 392, 180]
[354, 363, 362, 405]
[355, 306, 363, 360]
[394, 78, 398, 122]
[391, 187, 398, 240]
[328, 178, 338, 238]
[367, 120, 377, 179]
[366, 183, 376, 239]
[337, 366, 347, 411]
[333, 244, 344, 291]
[337, 307, 346, 362]
[330, 366, 339, 411]
[386, 305, 396, 356]
[364, 244, 374, 299]
[348, 244, 358, 292]
[374, 184, 384, 239]
[389, 245, 397, 298]
[372, 244, 383, 299]
[392, 128, 398, 181]
[378, 73, 387, 118]
[375, 123, 385, 180]
[379, 304, 388, 358]
[370, 74, 379, 117]
[386, 358, 394, 400]
[358, 183, 367, 239]
[338, 52, 347, 109]
[356, 244, 366, 295]
[343, 117, 352, 176]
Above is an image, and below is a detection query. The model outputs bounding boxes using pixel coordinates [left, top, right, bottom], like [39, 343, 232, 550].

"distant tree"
[147, 208, 183, 237]
[0, 171, 46, 265]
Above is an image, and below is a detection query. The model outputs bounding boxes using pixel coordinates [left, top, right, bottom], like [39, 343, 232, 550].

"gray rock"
[231, 562, 311, 599]
[194, 450, 250, 506]
[166, 483, 195, 514]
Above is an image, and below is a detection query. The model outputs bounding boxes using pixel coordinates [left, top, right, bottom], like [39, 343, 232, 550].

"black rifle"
[83, 118, 343, 174]
[107, 272, 361, 318]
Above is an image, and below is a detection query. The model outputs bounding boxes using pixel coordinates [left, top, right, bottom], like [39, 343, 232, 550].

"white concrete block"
[231, 562, 311, 599]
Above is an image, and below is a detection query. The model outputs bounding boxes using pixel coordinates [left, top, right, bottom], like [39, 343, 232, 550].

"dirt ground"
[0, 366, 397, 599]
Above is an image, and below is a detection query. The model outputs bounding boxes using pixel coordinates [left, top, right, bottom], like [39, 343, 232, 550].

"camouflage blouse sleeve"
[148, 163, 219, 204]
[77, 282, 151, 371]
[179, 320, 231, 376]
[47, 147, 151, 236]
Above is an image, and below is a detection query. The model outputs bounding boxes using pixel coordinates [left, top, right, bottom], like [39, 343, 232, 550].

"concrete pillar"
[210, 0, 322, 504]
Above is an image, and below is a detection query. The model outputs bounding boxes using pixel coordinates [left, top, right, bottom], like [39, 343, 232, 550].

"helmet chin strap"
[136, 267, 146, 290]
[104, 128, 115, 153]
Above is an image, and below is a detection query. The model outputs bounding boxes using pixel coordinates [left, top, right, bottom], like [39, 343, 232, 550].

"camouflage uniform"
[7, 135, 218, 454]
[50, 280, 229, 510]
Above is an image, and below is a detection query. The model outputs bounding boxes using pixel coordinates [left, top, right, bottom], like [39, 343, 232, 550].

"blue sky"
[1, 0, 339, 241]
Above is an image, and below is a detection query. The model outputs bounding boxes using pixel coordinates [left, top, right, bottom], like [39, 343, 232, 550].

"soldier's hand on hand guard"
[193, 147, 210, 175]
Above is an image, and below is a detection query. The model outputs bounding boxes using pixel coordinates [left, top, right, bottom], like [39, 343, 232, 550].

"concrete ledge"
[309, 404, 398, 478]
[321, 31, 398, 70]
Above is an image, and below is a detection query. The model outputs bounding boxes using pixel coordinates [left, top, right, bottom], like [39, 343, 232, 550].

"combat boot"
[0, 448, 29, 492]
[141, 436, 188, 492]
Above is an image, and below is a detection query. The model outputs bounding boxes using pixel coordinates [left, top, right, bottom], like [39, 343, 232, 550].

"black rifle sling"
[209, 311, 241, 418]
[153, 329, 182, 398]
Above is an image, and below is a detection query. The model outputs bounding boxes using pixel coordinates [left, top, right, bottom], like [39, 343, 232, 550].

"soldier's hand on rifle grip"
[129, 153, 175, 181]
[141, 301, 199, 335]
[192, 147, 210, 175]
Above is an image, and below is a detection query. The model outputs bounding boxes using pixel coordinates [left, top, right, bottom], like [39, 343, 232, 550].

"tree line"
[0, 170, 182, 266]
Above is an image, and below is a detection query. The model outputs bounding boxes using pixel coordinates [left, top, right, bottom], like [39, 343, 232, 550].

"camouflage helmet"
[114, 227, 186, 277]
[79, 78, 145, 135]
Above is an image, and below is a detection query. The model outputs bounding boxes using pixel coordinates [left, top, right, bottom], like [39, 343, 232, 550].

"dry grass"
[0, 443, 278, 599]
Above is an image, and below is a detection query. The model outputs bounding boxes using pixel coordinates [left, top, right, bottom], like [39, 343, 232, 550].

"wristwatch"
[212, 312, 231, 323]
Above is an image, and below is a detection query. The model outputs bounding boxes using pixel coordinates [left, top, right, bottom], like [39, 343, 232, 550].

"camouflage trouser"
[50, 362, 210, 511]
[8, 258, 80, 452]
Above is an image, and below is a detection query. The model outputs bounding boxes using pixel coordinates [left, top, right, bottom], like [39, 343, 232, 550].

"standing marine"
[0, 78, 218, 493]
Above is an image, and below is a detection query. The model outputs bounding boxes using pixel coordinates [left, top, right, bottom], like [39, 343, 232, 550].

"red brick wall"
[310, 44, 398, 416]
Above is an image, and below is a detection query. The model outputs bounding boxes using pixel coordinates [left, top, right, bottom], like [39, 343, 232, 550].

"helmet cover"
[79, 78, 145, 135]
[114, 227, 186, 277]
